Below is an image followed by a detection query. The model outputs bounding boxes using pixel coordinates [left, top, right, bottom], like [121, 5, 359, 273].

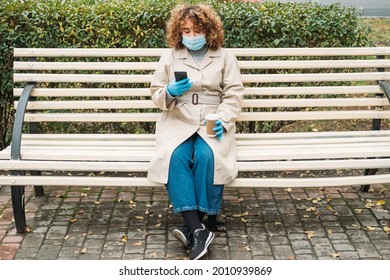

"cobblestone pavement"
[0, 184, 389, 260]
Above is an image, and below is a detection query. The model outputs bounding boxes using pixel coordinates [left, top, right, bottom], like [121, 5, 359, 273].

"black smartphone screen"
[174, 71, 188, 81]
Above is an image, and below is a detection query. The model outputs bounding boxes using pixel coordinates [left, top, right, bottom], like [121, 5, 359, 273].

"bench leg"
[31, 171, 44, 196]
[10, 171, 27, 233]
[361, 168, 378, 192]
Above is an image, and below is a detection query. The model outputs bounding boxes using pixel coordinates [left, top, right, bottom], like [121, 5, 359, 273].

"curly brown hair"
[166, 4, 224, 50]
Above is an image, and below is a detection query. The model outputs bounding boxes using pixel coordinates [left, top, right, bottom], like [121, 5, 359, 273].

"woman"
[147, 3, 244, 260]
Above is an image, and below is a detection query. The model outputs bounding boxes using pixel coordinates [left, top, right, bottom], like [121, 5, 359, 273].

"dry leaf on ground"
[305, 231, 315, 239]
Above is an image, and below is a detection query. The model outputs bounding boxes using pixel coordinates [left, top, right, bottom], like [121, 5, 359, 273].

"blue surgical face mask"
[182, 34, 206, 51]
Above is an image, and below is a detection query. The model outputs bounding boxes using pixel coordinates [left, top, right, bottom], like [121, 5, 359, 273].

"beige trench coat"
[147, 47, 244, 185]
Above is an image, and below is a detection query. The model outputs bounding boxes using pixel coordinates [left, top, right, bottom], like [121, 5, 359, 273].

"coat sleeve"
[150, 49, 176, 111]
[217, 49, 244, 133]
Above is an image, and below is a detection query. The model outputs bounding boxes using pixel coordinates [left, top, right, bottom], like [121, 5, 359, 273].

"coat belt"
[176, 93, 221, 105]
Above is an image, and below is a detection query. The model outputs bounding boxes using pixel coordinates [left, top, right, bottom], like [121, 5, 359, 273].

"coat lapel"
[176, 47, 222, 70]
[176, 48, 198, 69]
[199, 48, 221, 70]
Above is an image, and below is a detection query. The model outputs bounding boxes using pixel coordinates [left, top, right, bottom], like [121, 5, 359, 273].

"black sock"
[207, 214, 217, 229]
[198, 210, 206, 222]
[181, 210, 202, 233]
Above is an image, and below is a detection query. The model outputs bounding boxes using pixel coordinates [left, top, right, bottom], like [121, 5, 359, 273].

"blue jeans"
[166, 133, 224, 215]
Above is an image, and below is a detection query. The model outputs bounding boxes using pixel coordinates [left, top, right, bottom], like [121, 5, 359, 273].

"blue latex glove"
[204, 119, 224, 140]
[213, 120, 224, 140]
[167, 78, 193, 97]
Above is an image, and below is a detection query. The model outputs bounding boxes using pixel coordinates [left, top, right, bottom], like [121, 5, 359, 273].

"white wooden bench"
[1, 47, 390, 233]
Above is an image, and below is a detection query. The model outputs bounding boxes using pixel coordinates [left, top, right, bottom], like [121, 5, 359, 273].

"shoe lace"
[190, 232, 198, 249]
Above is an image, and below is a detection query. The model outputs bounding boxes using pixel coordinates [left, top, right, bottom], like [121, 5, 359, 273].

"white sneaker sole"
[192, 231, 215, 260]
[172, 229, 189, 247]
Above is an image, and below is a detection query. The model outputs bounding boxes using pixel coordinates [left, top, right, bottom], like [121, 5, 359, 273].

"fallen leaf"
[158, 214, 162, 218]
[285, 188, 292, 192]
[121, 235, 128, 243]
[305, 231, 315, 239]
[70, 218, 77, 223]
[80, 248, 87, 254]
[83, 230, 92, 236]
[354, 209, 363, 214]
[306, 207, 316, 212]
[241, 217, 247, 223]
[233, 214, 242, 217]
[150, 252, 157, 257]
[81, 193, 88, 197]
[245, 246, 251, 251]
[99, 171, 105, 175]
[331, 253, 340, 258]
[326, 206, 334, 212]
[146, 203, 152, 208]
[240, 235, 248, 238]
[288, 255, 295, 260]
[133, 242, 143, 246]
[64, 235, 70, 240]
[365, 226, 376, 231]
[376, 200, 385, 206]
[155, 223, 161, 228]
[25, 225, 32, 233]
[236, 198, 244, 203]
[94, 201, 101, 205]
[384, 227, 390, 233]
[327, 229, 332, 235]
[365, 199, 375, 209]
[275, 221, 282, 225]
[135, 216, 144, 220]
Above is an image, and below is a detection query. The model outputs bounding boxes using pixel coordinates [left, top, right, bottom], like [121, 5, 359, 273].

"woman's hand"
[213, 120, 224, 140]
[167, 78, 193, 97]
[204, 119, 224, 140]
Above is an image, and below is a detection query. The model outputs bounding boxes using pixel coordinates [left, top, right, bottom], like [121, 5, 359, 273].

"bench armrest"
[11, 83, 36, 160]
[379, 80, 390, 103]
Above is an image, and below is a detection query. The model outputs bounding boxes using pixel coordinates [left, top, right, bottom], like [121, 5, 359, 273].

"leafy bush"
[0, 0, 371, 148]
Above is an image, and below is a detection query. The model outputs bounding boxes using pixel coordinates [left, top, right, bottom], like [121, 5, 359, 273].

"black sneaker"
[172, 226, 190, 247]
[189, 224, 214, 260]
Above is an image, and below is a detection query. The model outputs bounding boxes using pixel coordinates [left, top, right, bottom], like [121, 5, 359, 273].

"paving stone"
[291, 240, 312, 250]
[272, 245, 294, 260]
[354, 243, 381, 259]
[332, 243, 356, 251]
[250, 241, 272, 256]
[208, 244, 230, 259]
[21, 233, 45, 248]
[36, 244, 61, 260]
[46, 226, 68, 240]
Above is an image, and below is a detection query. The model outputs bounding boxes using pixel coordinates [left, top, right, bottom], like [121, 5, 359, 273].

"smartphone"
[174, 71, 188, 82]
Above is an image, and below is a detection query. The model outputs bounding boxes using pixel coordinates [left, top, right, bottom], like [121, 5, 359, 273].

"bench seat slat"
[21, 136, 390, 147]
[14, 138, 390, 150]
[3, 174, 390, 188]
[19, 130, 390, 141]
[2, 144, 390, 161]
[2, 158, 390, 172]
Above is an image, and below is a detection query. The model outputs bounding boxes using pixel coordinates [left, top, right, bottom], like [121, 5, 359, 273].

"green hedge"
[0, 0, 371, 148]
